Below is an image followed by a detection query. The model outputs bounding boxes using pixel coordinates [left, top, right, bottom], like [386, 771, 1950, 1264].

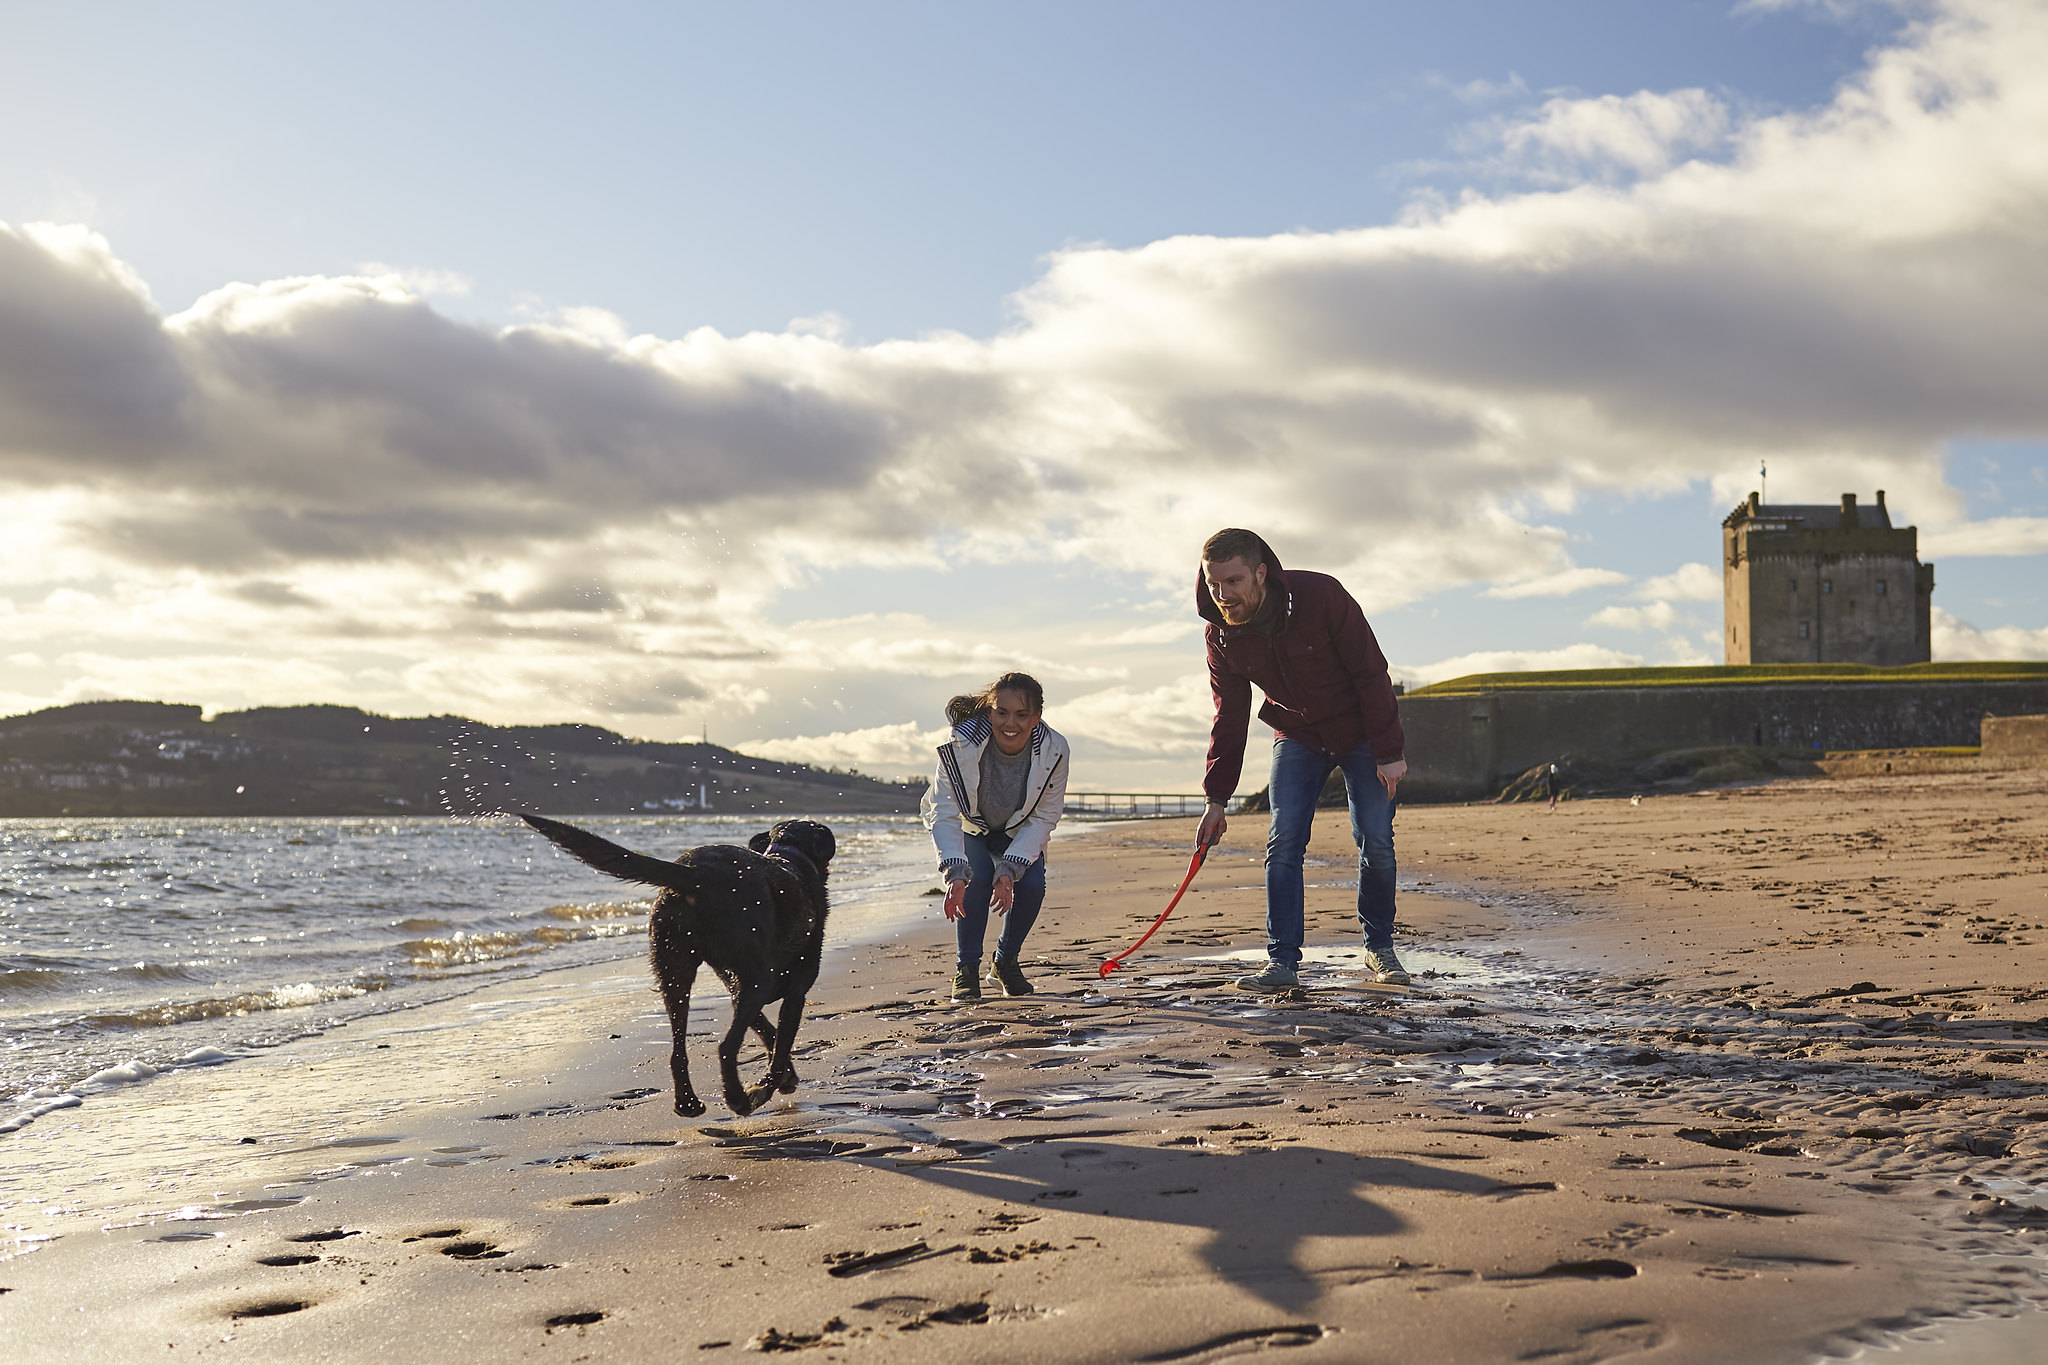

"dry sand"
[4, 771, 2046, 1363]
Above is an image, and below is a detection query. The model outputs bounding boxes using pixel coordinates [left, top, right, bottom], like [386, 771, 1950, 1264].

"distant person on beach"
[922, 672, 1070, 1002]
[1545, 763, 1561, 812]
[1193, 529, 1410, 991]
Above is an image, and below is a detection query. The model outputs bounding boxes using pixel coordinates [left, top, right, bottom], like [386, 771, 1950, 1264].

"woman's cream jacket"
[920, 715, 1070, 885]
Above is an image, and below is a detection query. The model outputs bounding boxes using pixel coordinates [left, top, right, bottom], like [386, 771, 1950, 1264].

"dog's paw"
[771, 1068, 800, 1095]
[674, 1094, 708, 1118]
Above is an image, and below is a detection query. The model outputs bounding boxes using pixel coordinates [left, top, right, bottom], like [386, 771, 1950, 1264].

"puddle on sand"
[1855, 1307, 2048, 1365]
[1182, 942, 1537, 991]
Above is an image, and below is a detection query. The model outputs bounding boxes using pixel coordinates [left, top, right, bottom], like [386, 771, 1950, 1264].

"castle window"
[1788, 578, 1798, 594]
[1877, 578, 1888, 595]
[1822, 579, 1833, 594]
[1798, 621, 1810, 639]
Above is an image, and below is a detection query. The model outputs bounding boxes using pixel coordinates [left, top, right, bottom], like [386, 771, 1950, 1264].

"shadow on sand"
[864, 1138, 1507, 1312]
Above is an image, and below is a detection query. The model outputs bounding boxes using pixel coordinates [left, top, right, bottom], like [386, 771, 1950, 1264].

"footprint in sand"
[227, 1298, 313, 1320]
[539, 1191, 646, 1209]
[1138, 1325, 1329, 1361]
[440, 1239, 509, 1260]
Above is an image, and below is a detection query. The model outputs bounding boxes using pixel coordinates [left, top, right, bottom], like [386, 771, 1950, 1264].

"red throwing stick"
[1098, 839, 1214, 979]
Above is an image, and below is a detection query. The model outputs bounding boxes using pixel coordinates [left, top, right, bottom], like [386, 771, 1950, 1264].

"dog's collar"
[764, 842, 819, 875]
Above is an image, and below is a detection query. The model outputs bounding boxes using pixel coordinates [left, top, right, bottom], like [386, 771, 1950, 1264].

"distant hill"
[0, 700, 925, 818]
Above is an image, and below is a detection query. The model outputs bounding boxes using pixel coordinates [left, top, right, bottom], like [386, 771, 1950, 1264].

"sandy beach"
[4, 772, 2046, 1363]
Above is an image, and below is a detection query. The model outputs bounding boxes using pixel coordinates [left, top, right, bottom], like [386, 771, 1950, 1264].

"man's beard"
[1222, 589, 1264, 625]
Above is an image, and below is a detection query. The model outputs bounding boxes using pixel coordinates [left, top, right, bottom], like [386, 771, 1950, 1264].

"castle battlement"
[1723, 490, 1932, 665]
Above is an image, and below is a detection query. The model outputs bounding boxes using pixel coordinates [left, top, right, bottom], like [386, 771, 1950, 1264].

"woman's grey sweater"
[977, 741, 1033, 833]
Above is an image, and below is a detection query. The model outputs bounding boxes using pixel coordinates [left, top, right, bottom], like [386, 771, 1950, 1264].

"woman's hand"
[991, 874, 1015, 916]
[942, 879, 968, 921]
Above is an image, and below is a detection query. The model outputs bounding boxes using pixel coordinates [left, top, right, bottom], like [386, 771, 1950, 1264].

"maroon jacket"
[1199, 537, 1405, 803]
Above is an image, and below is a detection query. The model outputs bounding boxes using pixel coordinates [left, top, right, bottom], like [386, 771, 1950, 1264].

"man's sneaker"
[1235, 962, 1300, 993]
[951, 968, 982, 1002]
[1364, 948, 1412, 986]
[990, 957, 1035, 997]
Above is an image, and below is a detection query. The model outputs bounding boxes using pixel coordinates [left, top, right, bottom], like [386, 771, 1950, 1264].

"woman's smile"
[989, 690, 1038, 755]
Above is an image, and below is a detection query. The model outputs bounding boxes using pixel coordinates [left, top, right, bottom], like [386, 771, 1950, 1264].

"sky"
[3, 0, 2047, 792]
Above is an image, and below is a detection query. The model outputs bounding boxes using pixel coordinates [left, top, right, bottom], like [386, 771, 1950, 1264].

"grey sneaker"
[990, 957, 1034, 997]
[1235, 962, 1300, 992]
[1364, 948, 1412, 986]
[951, 968, 982, 1002]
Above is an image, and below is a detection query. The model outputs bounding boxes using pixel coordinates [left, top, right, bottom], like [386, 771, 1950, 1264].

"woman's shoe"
[990, 957, 1034, 996]
[951, 968, 982, 1002]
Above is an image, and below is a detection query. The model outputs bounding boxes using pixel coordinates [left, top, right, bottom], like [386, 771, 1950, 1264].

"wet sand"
[3, 773, 2045, 1363]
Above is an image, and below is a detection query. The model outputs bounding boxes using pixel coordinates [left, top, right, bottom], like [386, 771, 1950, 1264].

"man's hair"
[1202, 528, 1267, 570]
[945, 671, 1045, 726]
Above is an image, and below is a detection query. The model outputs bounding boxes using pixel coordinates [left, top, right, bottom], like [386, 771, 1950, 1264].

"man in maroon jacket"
[1192, 528, 1411, 991]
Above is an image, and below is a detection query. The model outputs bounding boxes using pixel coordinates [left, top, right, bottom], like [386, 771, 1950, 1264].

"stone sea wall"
[1400, 680, 2048, 802]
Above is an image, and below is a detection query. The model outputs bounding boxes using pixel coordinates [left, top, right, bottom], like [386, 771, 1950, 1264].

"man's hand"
[991, 874, 1015, 916]
[1378, 758, 1408, 799]
[1196, 802, 1228, 848]
[942, 879, 967, 921]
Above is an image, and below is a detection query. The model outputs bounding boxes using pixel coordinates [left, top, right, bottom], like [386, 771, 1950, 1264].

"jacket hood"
[1195, 533, 1286, 626]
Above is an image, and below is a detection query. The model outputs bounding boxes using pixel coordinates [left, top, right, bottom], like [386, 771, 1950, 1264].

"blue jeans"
[1264, 736, 1398, 967]
[955, 829, 1046, 970]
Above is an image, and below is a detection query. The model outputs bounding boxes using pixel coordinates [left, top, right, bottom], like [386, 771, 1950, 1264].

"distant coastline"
[0, 699, 925, 817]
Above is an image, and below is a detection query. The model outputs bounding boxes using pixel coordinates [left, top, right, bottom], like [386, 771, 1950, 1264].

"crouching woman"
[921, 672, 1069, 1001]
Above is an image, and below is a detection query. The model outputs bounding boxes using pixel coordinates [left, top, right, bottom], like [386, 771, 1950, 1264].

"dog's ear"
[748, 830, 773, 853]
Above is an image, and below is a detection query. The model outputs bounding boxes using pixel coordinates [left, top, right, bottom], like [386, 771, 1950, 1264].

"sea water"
[0, 814, 938, 1134]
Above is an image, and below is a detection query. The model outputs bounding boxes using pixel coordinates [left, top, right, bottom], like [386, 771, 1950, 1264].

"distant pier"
[1063, 791, 1216, 818]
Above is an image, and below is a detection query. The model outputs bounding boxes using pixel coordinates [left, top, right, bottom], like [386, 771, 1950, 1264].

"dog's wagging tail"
[518, 812, 836, 1119]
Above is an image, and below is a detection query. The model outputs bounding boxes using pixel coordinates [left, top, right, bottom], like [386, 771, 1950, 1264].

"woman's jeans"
[1264, 736, 1398, 967]
[956, 829, 1046, 970]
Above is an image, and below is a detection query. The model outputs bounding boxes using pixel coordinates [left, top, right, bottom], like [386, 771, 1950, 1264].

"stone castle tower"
[1723, 490, 1933, 665]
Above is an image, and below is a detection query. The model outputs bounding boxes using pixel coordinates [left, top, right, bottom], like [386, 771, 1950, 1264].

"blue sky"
[3, 0, 2046, 789]
[3, 1, 1900, 340]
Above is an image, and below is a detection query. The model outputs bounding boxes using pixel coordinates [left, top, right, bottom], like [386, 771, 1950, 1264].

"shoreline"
[2, 774, 2044, 1362]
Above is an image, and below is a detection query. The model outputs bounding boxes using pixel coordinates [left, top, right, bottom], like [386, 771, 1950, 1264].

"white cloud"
[1082, 618, 1203, 647]
[1585, 601, 1679, 632]
[4, 1, 2048, 766]
[1931, 606, 2048, 660]
[827, 638, 1124, 682]
[1396, 644, 1645, 689]
[1428, 72, 1531, 106]
[52, 651, 361, 708]
[1919, 515, 2048, 557]
[746, 720, 948, 774]
[1498, 88, 1732, 179]
[1485, 567, 1630, 600]
[1053, 675, 1215, 758]
[1634, 562, 1722, 600]
[357, 263, 473, 297]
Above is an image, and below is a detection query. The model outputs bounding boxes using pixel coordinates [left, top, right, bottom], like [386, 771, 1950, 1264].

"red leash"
[1098, 840, 1213, 979]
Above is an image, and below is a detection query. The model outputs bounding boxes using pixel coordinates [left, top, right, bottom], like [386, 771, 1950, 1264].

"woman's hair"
[945, 672, 1045, 725]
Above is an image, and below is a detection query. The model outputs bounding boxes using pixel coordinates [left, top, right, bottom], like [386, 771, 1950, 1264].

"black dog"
[519, 813, 835, 1118]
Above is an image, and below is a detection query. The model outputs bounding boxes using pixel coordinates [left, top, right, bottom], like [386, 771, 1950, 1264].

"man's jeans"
[955, 829, 1046, 970]
[1264, 736, 1398, 968]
